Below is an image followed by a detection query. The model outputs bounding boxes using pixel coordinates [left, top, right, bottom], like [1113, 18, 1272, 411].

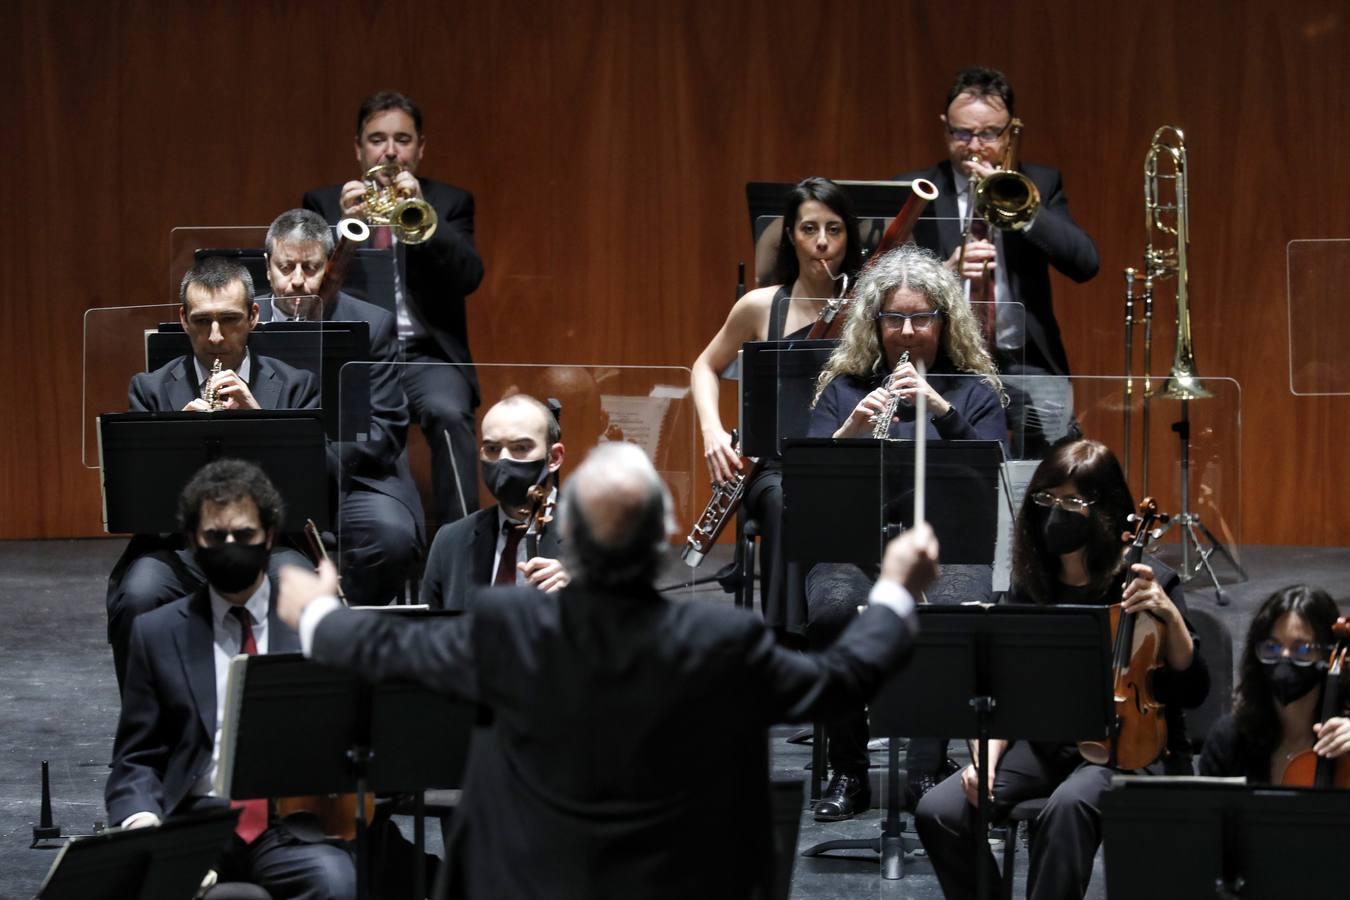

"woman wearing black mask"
[1199, 585, 1350, 782]
[915, 438, 1209, 900]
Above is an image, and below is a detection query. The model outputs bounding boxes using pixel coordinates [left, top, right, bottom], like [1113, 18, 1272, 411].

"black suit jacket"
[106, 585, 300, 825]
[899, 160, 1099, 374]
[419, 505, 563, 610]
[128, 353, 319, 412]
[313, 583, 917, 899]
[257, 291, 423, 523]
[302, 178, 484, 399]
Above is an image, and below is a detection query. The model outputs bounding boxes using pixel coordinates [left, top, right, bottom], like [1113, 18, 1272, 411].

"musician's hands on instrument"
[277, 559, 341, 629]
[702, 428, 743, 484]
[209, 369, 261, 410]
[945, 241, 997, 281]
[339, 180, 368, 217]
[391, 169, 423, 200]
[965, 157, 1000, 180]
[837, 387, 895, 438]
[879, 523, 940, 597]
[1121, 562, 1195, 670]
[1313, 717, 1350, 759]
[122, 811, 162, 829]
[519, 557, 570, 593]
[891, 361, 952, 417]
[182, 398, 212, 412]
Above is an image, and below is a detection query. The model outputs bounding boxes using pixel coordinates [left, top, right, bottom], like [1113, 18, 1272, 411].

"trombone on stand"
[1122, 126, 1245, 605]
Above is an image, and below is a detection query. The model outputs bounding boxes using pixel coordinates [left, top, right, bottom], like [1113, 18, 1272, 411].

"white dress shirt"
[954, 169, 1029, 351]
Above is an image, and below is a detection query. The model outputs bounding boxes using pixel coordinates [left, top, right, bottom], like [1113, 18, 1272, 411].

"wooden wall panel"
[4, 0, 1348, 546]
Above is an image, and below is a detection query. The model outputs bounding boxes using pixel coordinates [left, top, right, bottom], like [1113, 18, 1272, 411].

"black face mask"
[1266, 659, 1323, 706]
[481, 457, 550, 509]
[1041, 506, 1092, 556]
[196, 542, 270, 594]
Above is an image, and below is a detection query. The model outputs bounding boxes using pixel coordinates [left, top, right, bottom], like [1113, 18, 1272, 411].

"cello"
[1281, 617, 1350, 788]
[1078, 497, 1172, 770]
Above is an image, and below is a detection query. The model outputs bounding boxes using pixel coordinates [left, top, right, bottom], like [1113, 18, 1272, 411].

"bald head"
[560, 443, 672, 588]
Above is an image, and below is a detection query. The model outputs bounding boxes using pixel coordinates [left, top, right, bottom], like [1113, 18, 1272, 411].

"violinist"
[804, 244, 1007, 821]
[914, 438, 1209, 900]
[690, 177, 862, 636]
[1198, 585, 1350, 783]
[420, 393, 568, 610]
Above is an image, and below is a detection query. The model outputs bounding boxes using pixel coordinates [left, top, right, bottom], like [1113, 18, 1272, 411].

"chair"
[995, 797, 1047, 900]
[1185, 606, 1235, 752]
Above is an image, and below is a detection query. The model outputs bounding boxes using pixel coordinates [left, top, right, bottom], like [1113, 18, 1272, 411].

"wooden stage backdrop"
[4, 0, 1347, 546]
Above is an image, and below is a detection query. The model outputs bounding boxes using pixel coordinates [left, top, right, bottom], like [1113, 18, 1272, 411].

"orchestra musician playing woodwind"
[915, 439, 1209, 900]
[420, 393, 568, 611]
[691, 177, 862, 636]
[899, 66, 1098, 456]
[804, 244, 1007, 821]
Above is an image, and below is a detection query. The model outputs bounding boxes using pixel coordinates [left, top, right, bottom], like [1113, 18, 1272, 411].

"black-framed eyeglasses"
[1030, 491, 1095, 513]
[946, 122, 1012, 144]
[1255, 639, 1326, 667]
[876, 310, 943, 331]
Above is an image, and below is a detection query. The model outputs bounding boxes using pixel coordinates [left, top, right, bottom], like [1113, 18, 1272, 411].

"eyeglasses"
[876, 310, 943, 331]
[1030, 491, 1095, 513]
[1255, 639, 1327, 667]
[946, 122, 1012, 144]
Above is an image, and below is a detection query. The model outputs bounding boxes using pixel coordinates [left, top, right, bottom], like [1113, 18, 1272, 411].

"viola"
[1079, 497, 1172, 770]
[1281, 617, 1350, 788]
[522, 482, 556, 561]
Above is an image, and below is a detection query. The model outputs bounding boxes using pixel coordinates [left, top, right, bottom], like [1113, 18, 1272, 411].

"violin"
[1281, 617, 1350, 788]
[805, 178, 939, 340]
[522, 482, 556, 561]
[1079, 497, 1172, 770]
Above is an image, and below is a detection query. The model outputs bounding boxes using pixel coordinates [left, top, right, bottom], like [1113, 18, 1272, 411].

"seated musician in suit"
[258, 207, 424, 607]
[107, 458, 356, 900]
[804, 243, 1007, 821]
[106, 257, 315, 691]
[691, 176, 862, 639]
[277, 441, 936, 900]
[420, 393, 567, 610]
[1199, 585, 1350, 782]
[915, 439, 1209, 900]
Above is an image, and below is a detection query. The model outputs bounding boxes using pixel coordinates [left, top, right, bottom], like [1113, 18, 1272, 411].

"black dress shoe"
[813, 771, 871, 821]
[907, 757, 963, 809]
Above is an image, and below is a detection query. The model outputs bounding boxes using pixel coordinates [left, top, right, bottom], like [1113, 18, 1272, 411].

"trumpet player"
[900, 67, 1099, 456]
[803, 245, 1006, 821]
[303, 90, 485, 530]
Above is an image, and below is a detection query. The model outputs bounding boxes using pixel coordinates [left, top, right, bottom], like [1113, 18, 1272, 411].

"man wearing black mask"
[420, 393, 567, 610]
[107, 458, 356, 899]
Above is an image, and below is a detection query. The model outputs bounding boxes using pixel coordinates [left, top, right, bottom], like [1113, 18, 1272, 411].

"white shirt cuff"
[299, 596, 343, 656]
[868, 580, 916, 618]
[121, 811, 162, 830]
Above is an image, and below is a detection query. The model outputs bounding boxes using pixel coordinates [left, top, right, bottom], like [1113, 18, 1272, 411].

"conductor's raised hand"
[880, 523, 940, 597]
[277, 559, 340, 629]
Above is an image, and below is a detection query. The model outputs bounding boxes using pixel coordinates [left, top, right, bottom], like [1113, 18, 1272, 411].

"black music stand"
[1102, 778, 1350, 898]
[738, 340, 837, 459]
[34, 807, 238, 900]
[860, 605, 1113, 890]
[146, 322, 372, 441]
[196, 246, 398, 315]
[98, 410, 329, 532]
[218, 646, 475, 900]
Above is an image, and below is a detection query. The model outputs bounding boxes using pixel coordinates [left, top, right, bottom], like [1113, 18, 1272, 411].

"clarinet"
[202, 358, 224, 411]
[869, 351, 909, 438]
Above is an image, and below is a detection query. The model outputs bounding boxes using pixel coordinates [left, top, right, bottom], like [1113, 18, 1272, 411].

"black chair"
[995, 797, 1047, 900]
[1186, 605, 1235, 752]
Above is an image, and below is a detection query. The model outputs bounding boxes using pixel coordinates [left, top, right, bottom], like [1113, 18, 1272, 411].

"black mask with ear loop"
[1041, 506, 1091, 556]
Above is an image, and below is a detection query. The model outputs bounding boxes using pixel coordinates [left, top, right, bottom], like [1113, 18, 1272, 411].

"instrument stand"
[31, 760, 63, 848]
[1160, 401, 1246, 605]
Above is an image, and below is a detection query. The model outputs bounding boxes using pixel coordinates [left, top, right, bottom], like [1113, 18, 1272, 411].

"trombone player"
[900, 67, 1099, 456]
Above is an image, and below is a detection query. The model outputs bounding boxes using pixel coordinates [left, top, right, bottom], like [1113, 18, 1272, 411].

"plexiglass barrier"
[1286, 238, 1350, 394]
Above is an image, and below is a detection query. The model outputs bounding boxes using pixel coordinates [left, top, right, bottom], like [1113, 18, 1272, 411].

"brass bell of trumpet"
[971, 118, 1040, 231]
[361, 163, 438, 244]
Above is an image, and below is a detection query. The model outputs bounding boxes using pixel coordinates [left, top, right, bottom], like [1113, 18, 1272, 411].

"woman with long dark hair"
[690, 177, 862, 635]
[1199, 585, 1350, 781]
[915, 438, 1209, 900]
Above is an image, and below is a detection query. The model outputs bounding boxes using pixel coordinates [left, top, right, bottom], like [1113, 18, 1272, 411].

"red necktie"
[967, 218, 997, 341]
[370, 224, 393, 250]
[228, 606, 269, 844]
[494, 523, 524, 586]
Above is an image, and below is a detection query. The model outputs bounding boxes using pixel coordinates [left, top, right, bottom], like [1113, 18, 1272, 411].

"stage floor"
[0, 538, 1344, 898]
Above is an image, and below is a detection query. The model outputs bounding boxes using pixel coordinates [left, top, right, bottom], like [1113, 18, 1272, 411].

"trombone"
[361, 163, 438, 244]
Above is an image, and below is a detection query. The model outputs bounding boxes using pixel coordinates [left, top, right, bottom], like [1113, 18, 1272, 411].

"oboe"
[869, 351, 909, 438]
[202, 358, 224, 411]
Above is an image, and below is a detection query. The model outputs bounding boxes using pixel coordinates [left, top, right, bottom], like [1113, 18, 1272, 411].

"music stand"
[146, 321, 373, 441]
[34, 807, 238, 900]
[862, 605, 1113, 890]
[738, 340, 837, 459]
[195, 246, 398, 315]
[1102, 777, 1350, 898]
[98, 410, 329, 532]
[217, 645, 475, 900]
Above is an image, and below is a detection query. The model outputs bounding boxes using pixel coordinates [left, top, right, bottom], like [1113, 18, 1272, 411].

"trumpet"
[870, 351, 910, 438]
[361, 163, 437, 244]
[202, 358, 224, 411]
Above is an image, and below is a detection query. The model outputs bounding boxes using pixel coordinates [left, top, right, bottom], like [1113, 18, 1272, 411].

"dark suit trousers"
[914, 741, 1112, 900]
[106, 546, 311, 691]
[337, 485, 422, 606]
[743, 465, 805, 634]
[217, 826, 356, 900]
[400, 341, 479, 527]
